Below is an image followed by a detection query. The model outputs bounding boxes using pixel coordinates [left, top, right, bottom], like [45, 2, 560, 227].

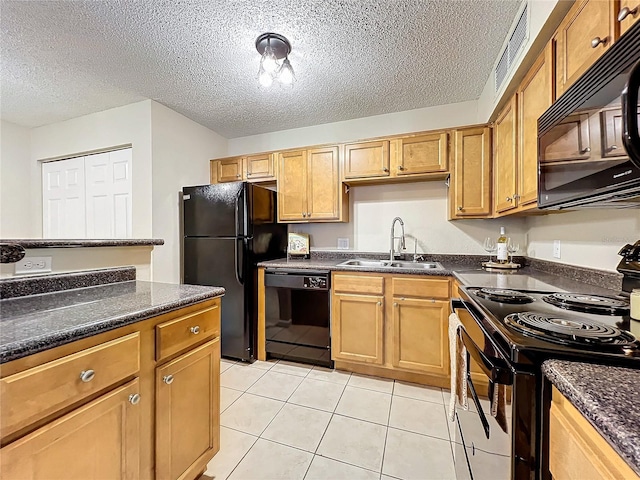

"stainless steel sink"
[337, 259, 444, 270]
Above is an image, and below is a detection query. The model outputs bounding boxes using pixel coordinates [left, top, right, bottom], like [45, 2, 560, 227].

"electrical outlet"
[553, 240, 561, 259]
[337, 238, 350, 250]
[15, 256, 52, 275]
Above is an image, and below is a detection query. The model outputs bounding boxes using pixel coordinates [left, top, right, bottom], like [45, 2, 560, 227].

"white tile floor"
[203, 358, 456, 480]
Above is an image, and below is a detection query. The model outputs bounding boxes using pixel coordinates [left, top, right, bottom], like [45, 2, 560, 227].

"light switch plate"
[553, 240, 561, 259]
[15, 256, 52, 275]
[337, 238, 350, 250]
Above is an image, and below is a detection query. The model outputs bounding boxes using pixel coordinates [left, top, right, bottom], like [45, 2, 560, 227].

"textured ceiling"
[1, 0, 522, 138]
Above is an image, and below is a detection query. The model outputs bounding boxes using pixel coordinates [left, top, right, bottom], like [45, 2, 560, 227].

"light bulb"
[258, 69, 273, 87]
[261, 45, 279, 74]
[278, 58, 295, 86]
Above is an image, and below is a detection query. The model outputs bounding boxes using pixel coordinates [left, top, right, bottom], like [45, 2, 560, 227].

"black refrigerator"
[182, 182, 288, 361]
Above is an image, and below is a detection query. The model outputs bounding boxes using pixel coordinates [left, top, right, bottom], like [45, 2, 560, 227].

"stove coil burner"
[504, 312, 637, 348]
[542, 293, 630, 315]
[475, 288, 535, 304]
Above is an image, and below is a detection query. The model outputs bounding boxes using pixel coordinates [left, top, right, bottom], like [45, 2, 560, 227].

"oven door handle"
[466, 371, 490, 439]
[451, 299, 513, 386]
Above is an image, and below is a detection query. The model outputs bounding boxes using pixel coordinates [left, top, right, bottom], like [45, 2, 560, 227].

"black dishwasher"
[264, 269, 332, 367]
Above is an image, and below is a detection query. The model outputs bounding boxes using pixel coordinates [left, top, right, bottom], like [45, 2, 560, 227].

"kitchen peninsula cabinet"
[449, 126, 492, 219]
[278, 146, 348, 223]
[0, 298, 222, 480]
[549, 386, 640, 480]
[331, 272, 451, 387]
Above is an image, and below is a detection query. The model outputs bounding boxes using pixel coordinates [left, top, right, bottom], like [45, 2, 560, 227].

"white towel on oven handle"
[448, 312, 468, 422]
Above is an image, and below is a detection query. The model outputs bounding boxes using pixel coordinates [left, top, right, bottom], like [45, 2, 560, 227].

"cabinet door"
[331, 294, 384, 365]
[394, 133, 448, 176]
[246, 153, 275, 181]
[451, 127, 492, 217]
[619, 0, 640, 35]
[391, 298, 449, 376]
[307, 146, 340, 220]
[277, 150, 308, 222]
[517, 45, 553, 208]
[601, 108, 626, 158]
[0, 380, 140, 480]
[494, 96, 518, 214]
[217, 157, 244, 183]
[343, 141, 390, 180]
[539, 113, 592, 163]
[554, 0, 617, 97]
[156, 339, 220, 480]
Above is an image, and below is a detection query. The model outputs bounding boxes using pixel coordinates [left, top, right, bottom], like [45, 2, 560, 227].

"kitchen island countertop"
[0, 280, 224, 364]
[542, 359, 640, 476]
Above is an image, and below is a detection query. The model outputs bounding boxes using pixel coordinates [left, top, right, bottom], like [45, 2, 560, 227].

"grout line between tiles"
[218, 429, 259, 480]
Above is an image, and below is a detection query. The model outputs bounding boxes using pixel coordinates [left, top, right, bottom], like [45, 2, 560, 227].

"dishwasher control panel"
[303, 276, 328, 289]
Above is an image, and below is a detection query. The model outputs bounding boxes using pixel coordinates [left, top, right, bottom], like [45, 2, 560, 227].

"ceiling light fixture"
[256, 32, 295, 88]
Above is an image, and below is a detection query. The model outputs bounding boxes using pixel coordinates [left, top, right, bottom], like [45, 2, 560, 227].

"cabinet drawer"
[1, 332, 140, 438]
[333, 274, 384, 295]
[391, 276, 450, 299]
[156, 301, 220, 361]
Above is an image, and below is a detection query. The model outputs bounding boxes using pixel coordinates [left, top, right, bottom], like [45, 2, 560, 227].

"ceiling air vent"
[494, 2, 529, 94]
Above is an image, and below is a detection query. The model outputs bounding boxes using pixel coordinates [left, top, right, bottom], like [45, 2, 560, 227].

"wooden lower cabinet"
[391, 298, 449, 376]
[332, 294, 384, 365]
[0, 379, 141, 480]
[0, 298, 222, 480]
[156, 339, 220, 480]
[549, 386, 640, 480]
[331, 272, 451, 386]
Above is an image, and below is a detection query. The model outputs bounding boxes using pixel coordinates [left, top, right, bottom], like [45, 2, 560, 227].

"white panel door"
[42, 157, 86, 238]
[85, 148, 132, 238]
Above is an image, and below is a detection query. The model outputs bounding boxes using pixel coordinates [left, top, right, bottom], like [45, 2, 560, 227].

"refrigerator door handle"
[235, 237, 245, 285]
[235, 186, 245, 237]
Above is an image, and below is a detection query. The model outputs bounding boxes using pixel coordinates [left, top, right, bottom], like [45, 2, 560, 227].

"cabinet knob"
[128, 393, 141, 405]
[190, 325, 200, 335]
[393, 302, 398, 307]
[607, 144, 618, 152]
[618, 6, 638, 21]
[580, 147, 591, 154]
[79, 369, 95, 383]
[591, 36, 608, 48]
[506, 196, 513, 202]
[377, 301, 382, 306]
[236, 174, 241, 178]
[457, 206, 463, 211]
[247, 172, 252, 177]
[383, 167, 389, 172]
[398, 165, 405, 171]
[302, 212, 307, 218]
[513, 193, 520, 200]
[163, 375, 174, 385]
[307, 212, 311, 217]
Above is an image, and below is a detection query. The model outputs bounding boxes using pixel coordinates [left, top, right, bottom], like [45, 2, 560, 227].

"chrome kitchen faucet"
[390, 217, 406, 261]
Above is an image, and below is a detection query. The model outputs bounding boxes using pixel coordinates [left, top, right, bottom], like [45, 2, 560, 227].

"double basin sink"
[337, 259, 444, 270]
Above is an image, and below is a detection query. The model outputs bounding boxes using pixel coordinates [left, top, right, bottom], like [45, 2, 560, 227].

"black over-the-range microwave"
[537, 21, 640, 209]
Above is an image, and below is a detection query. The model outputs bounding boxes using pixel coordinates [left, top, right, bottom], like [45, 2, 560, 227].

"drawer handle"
[163, 375, 174, 385]
[129, 393, 141, 405]
[618, 6, 638, 21]
[591, 36, 608, 48]
[190, 325, 201, 335]
[79, 369, 95, 383]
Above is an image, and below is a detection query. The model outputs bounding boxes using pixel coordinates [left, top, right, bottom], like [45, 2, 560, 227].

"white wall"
[228, 100, 478, 155]
[526, 209, 640, 272]
[30, 100, 153, 238]
[0, 121, 33, 237]
[150, 102, 227, 283]
[293, 182, 527, 254]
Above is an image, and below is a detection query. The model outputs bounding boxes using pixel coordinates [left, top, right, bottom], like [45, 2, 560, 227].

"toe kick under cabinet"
[331, 272, 451, 388]
[0, 298, 221, 480]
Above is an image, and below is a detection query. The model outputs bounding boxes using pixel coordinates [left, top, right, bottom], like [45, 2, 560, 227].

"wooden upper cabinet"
[343, 140, 390, 180]
[601, 108, 626, 157]
[618, 0, 640, 35]
[450, 126, 492, 218]
[307, 146, 342, 221]
[277, 150, 308, 222]
[392, 133, 448, 176]
[494, 96, 518, 215]
[216, 157, 244, 183]
[245, 153, 276, 181]
[539, 113, 592, 163]
[0, 380, 141, 480]
[156, 339, 220, 480]
[554, 0, 618, 98]
[391, 298, 449, 376]
[517, 44, 553, 209]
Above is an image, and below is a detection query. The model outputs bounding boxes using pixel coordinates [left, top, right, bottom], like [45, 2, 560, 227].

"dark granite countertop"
[1, 239, 164, 248]
[0, 281, 224, 363]
[542, 359, 640, 476]
[258, 256, 621, 295]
